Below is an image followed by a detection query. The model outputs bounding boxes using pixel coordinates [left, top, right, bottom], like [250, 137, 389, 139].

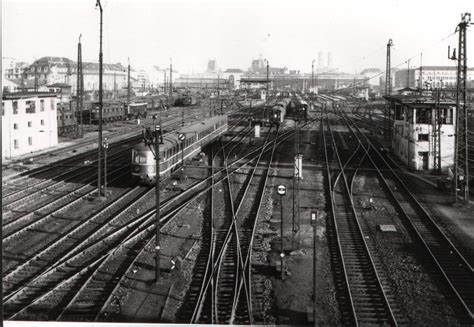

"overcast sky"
[2, 0, 473, 74]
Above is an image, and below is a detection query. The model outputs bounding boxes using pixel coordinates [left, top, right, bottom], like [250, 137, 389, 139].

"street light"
[102, 138, 109, 197]
[152, 114, 161, 284]
[96, 0, 104, 198]
[277, 184, 286, 280]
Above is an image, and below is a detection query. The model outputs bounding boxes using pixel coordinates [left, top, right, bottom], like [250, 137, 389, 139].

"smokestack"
[318, 51, 324, 69]
[327, 52, 333, 69]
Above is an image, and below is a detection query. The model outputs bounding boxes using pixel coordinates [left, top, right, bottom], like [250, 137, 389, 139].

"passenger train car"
[131, 115, 228, 184]
[126, 102, 147, 119]
[268, 98, 290, 125]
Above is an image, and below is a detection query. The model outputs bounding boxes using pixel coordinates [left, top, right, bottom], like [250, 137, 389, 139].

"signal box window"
[418, 133, 429, 142]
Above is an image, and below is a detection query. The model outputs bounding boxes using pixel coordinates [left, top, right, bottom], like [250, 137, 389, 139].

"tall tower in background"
[327, 52, 333, 69]
[317, 51, 325, 71]
[207, 59, 217, 73]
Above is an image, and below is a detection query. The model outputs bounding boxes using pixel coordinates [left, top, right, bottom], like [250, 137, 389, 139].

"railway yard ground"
[2, 101, 474, 326]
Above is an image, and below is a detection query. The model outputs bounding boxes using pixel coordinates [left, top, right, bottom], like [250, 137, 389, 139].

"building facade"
[2, 92, 59, 158]
[386, 94, 456, 171]
[394, 66, 474, 90]
[19, 57, 128, 94]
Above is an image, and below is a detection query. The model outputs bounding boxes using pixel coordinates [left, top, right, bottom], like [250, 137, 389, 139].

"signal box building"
[2, 92, 59, 159]
[385, 94, 456, 171]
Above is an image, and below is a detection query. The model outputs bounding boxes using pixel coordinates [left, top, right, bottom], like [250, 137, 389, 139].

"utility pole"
[164, 70, 167, 94]
[154, 116, 161, 283]
[384, 39, 393, 142]
[127, 58, 131, 111]
[96, 0, 104, 198]
[76, 33, 84, 138]
[407, 58, 411, 88]
[450, 12, 471, 203]
[169, 58, 173, 99]
[266, 60, 269, 96]
[433, 88, 442, 172]
[419, 53, 423, 91]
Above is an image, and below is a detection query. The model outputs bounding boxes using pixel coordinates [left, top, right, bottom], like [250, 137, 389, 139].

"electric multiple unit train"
[131, 115, 228, 184]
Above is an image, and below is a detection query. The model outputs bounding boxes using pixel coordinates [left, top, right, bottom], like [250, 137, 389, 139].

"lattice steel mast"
[452, 13, 471, 203]
[384, 39, 393, 141]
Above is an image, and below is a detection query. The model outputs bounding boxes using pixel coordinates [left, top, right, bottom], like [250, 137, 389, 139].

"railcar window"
[134, 154, 147, 164]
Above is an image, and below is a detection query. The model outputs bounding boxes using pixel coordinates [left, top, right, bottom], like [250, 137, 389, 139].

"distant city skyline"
[3, 0, 473, 74]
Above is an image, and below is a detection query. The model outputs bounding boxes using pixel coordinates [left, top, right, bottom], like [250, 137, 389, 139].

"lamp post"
[96, 0, 103, 198]
[152, 114, 161, 283]
[277, 184, 286, 280]
[102, 138, 109, 197]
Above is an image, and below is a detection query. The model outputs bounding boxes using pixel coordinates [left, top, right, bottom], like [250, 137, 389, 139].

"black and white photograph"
[2, 0, 474, 325]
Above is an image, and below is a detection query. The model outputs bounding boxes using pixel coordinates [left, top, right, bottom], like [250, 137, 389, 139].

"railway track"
[339, 108, 474, 322]
[185, 119, 317, 324]
[322, 108, 398, 326]
[3, 115, 264, 321]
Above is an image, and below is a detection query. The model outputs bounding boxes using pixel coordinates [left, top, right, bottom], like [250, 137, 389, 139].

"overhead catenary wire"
[331, 30, 460, 94]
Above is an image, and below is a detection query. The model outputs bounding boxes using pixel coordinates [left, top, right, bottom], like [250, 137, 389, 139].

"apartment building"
[2, 92, 59, 158]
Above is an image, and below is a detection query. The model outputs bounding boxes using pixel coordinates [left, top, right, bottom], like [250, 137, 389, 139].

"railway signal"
[311, 210, 318, 326]
[277, 184, 286, 279]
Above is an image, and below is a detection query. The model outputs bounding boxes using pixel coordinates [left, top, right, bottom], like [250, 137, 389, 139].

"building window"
[416, 108, 431, 124]
[395, 105, 404, 120]
[13, 123, 18, 130]
[2, 102, 4, 116]
[41, 119, 45, 125]
[51, 99, 55, 110]
[26, 100, 36, 114]
[28, 121, 32, 127]
[418, 133, 429, 142]
[14, 139, 19, 149]
[13, 101, 18, 114]
[28, 137, 33, 146]
[40, 99, 45, 111]
[440, 108, 453, 124]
